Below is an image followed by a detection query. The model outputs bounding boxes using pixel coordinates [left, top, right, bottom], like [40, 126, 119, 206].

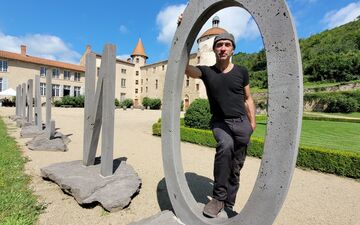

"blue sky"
[0, 0, 359, 64]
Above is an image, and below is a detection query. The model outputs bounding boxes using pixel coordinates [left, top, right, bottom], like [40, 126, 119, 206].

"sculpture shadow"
[156, 172, 213, 212]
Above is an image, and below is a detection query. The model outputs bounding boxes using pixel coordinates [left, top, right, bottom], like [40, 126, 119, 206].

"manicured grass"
[304, 112, 360, 119]
[0, 117, 43, 224]
[253, 118, 360, 153]
[303, 79, 360, 89]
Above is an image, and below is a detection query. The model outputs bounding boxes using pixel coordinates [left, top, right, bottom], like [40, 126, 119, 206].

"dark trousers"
[211, 116, 253, 207]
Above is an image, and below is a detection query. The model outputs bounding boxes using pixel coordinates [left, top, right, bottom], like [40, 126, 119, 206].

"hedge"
[152, 121, 360, 178]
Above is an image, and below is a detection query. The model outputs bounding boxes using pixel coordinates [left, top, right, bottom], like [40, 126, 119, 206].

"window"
[153, 67, 156, 73]
[155, 79, 158, 89]
[141, 87, 143, 93]
[135, 80, 139, 85]
[197, 56, 201, 64]
[141, 79, 143, 85]
[40, 67, 47, 76]
[52, 84, 60, 97]
[40, 83, 46, 96]
[63, 85, 71, 96]
[186, 79, 189, 87]
[97, 67, 100, 76]
[121, 68, 126, 74]
[74, 72, 81, 81]
[120, 93, 126, 101]
[162, 65, 165, 71]
[136, 71, 139, 76]
[196, 83, 200, 91]
[146, 87, 148, 93]
[74, 86, 81, 96]
[136, 58, 139, 63]
[121, 78, 126, 88]
[64, 71, 71, 80]
[0, 78, 2, 92]
[135, 88, 138, 94]
[0, 60, 8, 72]
[52, 68, 60, 78]
[146, 78, 148, 82]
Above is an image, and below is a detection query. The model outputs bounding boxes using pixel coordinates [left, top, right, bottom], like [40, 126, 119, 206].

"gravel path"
[1, 107, 359, 225]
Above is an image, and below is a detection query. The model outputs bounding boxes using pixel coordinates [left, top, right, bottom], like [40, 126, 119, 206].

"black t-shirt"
[198, 64, 249, 119]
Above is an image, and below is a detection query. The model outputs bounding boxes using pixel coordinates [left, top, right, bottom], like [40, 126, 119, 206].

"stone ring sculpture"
[161, 0, 303, 224]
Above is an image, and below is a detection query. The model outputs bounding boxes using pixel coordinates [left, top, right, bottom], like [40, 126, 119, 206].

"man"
[185, 32, 256, 218]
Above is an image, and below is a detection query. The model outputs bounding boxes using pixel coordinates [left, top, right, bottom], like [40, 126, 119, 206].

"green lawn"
[253, 118, 360, 153]
[304, 111, 360, 119]
[0, 117, 43, 224]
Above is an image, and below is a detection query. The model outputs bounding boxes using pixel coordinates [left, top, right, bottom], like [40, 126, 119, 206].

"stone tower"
[131, 38, 148, 106]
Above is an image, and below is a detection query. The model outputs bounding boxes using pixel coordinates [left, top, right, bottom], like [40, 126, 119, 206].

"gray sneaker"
[203, 198, 224, 218]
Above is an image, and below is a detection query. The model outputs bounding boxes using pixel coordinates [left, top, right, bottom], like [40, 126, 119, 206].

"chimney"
[21, 45, 26, 56]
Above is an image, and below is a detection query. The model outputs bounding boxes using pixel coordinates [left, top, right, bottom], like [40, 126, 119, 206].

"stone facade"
[0, 46, 85, 104]
[1, 17, 227, 108]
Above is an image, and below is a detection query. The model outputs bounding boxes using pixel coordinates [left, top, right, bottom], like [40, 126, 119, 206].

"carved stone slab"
[41, 158, 141, 212]
[26, 131, 70, 151]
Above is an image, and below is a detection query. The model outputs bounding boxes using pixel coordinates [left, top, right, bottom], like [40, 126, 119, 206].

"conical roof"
[131, 38, 148, 59]
[198, 27, 226, 41]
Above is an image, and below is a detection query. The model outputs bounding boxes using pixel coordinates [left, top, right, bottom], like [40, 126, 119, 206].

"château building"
[0, 16, 226, 108]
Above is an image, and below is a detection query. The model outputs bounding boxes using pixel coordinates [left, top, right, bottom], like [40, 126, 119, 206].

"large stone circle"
[161, 0, 303, 225]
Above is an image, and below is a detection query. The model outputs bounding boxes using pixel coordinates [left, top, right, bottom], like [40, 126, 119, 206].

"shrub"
[0, 98, 16, 107]
[152, 120, 360, 178]
[54, 96, 84, 107]
[304, 90, 360, 113]
[142, 97, 151, 108]
[325, 95, 359, 113]
[142, 97, 161, 109]
[184, 99, 211, 130]
[115, 98, 120, 107]
[53, 100, 62, 107]
[149, 98, 161, 109]
[120, 98, 133, 108]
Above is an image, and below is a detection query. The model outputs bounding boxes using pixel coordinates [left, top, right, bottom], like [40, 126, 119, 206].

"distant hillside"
[233, 19, 360, 88]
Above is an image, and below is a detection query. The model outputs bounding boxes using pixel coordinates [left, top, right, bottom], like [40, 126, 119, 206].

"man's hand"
[177, 13, 183, 26]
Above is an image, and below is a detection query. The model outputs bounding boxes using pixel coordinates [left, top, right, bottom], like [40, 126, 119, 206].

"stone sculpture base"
[20, 125, 43, 138]
[15, 119, 32, 128]
[40, 158, 141, 212]
[128, 211, 185, 225]
[26, 131, 70, 151]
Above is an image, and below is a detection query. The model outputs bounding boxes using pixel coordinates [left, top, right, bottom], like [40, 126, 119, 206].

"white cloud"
[323, 1, 360, 28]
[119, 25, 128, 34]
[156, 4, 187, 45]
[156, 5, 260, 47]
[0, 32, 81, 64]
[116, 54, 130, 61]
[201, 7, 260, 41]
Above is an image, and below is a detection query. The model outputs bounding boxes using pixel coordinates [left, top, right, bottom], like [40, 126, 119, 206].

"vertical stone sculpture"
[83, 53, 96, 165]
[45, 69, 52, 128]
[15, 85, 20, 117]
[27, 79, 33, 123]
[21, 83, 27, 120]
[40, 44, 141, 211]
[34, 75, 42, 130]
[83, 44, 116, 177]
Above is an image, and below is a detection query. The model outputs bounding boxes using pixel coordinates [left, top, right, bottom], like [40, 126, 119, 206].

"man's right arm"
[185, 65, 202, 79]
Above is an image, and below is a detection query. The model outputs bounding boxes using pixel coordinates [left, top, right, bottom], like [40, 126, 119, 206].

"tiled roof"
[0, 50, 85, 72]
[198, 27, 226, 41]
[131, 39, 148, 59]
